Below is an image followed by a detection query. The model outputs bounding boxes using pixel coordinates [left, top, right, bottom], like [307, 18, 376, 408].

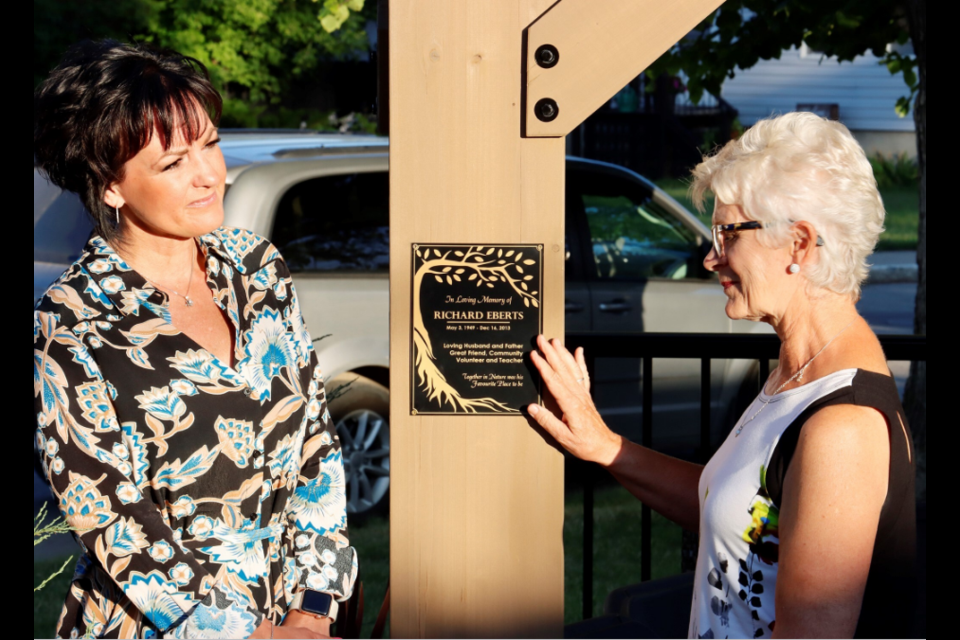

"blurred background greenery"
[35, 0, 379, 131]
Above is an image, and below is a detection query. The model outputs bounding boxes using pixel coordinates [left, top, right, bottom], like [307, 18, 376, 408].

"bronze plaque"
[411, 243, 543, 415]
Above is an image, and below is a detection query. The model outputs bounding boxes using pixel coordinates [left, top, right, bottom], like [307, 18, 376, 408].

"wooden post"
[388, 0, 725, 637]
[389, 2, 565, 637]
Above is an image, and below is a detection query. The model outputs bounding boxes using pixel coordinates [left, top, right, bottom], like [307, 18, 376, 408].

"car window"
[578, 172, 700, 281]
[34, 176, 93, 265]
[272, 172, 390, 273]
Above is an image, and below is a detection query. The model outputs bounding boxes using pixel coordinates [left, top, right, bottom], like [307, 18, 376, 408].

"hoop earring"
[789, 264, 801, 274]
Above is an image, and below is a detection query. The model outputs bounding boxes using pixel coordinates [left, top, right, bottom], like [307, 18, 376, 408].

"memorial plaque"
[411, 243, 543, 415]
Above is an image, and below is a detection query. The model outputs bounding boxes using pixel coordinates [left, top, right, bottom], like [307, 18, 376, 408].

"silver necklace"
[140, 242, 198, 307]
[735, 318, 857, 437]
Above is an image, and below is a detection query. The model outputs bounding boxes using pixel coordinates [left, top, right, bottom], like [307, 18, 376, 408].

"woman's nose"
[193, 148, 223, 188]
[703, 245, 723, 272]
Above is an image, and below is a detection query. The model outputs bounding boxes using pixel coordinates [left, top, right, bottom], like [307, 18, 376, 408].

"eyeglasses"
[711, 221, 763, 257]
[710, 221, 825, 257]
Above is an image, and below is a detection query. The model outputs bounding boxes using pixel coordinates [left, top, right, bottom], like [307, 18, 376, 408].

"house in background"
[720, 43, 917, 158]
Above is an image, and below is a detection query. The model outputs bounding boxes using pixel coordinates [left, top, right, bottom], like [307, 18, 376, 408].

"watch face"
[302, 590, 334, 617]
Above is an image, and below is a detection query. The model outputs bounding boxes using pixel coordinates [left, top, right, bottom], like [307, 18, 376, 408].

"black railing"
[564, 332, 927, 620]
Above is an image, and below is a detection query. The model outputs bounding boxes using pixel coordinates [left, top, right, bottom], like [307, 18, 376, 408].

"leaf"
[531, 300, 539, 309]
[455, 269, 465, 275]
[453, 276, 461, 282]
[521, 283, 528, 291]
[532, 291, 538, 296]
[524, 276, 534, 281]
[435, 276, 443, 284]
[262, 396, 305, 431]
[751, 583, 764, 594]
[486, 248, 495, 256]
[446, 276, 453, 285]
[523, 260, 536, 266]
[126, 348, 153, 370]
[111, 556, 132, 577]
[468, 274, 478, 281]
[441, 267, 452, 273]
[739, 572, 749, 586]
[455, 251, 465, 257]
[152, 446, 220, 491]
[752, 570, 763, 581]
[514, 253, 523, 262]
[524, 298, 530, 308]
[498, 249, 503, 258]
[144, 413, 166, 439]
[517, 266, 524, 274]
[505, 251, 514, 257]
[416, 249, 422, 258]
[486, 283, 494, 289]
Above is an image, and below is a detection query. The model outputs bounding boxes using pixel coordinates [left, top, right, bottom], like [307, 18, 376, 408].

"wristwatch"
[290, 590, 339, 623]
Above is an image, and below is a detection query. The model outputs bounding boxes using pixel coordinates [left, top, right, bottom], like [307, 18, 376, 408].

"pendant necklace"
[145, 242, 199, 307]
[735, 318, 857, 437]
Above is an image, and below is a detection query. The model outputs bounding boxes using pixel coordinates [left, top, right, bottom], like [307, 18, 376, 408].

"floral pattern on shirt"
[35, 228, 357, 639]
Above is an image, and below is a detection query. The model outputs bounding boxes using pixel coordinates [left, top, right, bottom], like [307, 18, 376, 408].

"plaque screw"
[535, 98, 559, 123]
[535, 45, 559, 69]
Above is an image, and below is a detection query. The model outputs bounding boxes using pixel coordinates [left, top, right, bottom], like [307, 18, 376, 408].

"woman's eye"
[163, 159, 183, 172]
[206, 138, 222, 148]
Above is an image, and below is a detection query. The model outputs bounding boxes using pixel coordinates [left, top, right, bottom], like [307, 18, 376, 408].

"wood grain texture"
[389, 1, 565, 637]
[525, 0, 725, 137]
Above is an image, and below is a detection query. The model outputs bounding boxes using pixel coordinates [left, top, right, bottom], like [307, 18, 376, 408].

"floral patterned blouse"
[34, 228, 357, 639]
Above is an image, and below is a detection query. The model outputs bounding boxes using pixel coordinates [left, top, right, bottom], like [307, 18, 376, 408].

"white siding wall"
[721, 46, 915, 133]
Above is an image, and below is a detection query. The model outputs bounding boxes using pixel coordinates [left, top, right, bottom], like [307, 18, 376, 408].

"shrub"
[870, 152, 919, 189]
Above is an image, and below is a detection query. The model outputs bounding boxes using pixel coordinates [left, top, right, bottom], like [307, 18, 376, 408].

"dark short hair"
[34, 40, 223, 242]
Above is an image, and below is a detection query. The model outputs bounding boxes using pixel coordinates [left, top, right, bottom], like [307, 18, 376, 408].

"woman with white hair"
[527, 112, 915, 639]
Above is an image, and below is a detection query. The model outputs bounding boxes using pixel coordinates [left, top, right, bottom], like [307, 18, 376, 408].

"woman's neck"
[112, 224, 201, 292]
[768, 290, 860, 383]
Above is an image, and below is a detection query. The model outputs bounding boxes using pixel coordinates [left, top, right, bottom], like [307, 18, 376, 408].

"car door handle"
[599, 300, 633, 313]
[565, 301, 586, 313]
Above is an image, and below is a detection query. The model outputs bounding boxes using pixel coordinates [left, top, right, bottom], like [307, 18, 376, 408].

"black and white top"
[35, 229, 357, 639]
[689, 369, 916, 639]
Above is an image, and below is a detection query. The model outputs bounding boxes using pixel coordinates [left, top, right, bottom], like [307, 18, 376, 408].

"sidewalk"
[867, 251, 918, 284]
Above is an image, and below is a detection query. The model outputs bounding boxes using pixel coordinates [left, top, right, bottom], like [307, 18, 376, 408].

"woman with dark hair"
[34, 41, 354, 639]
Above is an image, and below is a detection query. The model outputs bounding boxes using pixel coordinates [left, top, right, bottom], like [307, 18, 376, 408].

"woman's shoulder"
[34, 252, 106, 330]
[202, 227, 288, 276]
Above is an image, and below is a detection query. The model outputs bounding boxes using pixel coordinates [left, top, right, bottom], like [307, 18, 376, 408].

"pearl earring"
[789, 264, 801, 274]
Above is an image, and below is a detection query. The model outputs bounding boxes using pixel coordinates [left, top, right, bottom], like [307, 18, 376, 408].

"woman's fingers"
[575, 347, 591, 393]
[538, 336, 584, 392]
[527, 402, 571, 443]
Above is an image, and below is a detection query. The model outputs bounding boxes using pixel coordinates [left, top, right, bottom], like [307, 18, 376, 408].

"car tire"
[327, 374, 390, 522]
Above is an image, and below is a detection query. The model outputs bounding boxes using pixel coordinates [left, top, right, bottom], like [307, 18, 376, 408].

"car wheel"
[327, 375, 390, 521]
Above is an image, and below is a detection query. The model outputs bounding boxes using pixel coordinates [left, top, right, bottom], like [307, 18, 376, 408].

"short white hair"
[691, 112, 885, 300]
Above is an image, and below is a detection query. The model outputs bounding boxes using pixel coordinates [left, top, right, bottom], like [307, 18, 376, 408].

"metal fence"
[564, 332, 927, 620]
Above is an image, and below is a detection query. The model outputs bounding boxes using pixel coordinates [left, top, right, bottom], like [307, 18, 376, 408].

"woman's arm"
[527, 337, 703, 531]
[35, 311, 264, 639]
[772, 404, 890, 639]
[280, 281, 358, 634]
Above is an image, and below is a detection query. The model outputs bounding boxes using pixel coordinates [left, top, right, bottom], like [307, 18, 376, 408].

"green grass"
[34, 555, 74, 640]
[656, 178, 920, 251]
[563, 485, 683, 625]
[35, 487, 679, 637]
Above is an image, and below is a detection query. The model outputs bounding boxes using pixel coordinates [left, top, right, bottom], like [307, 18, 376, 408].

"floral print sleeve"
[34, 229, 356, 639]
[284, 288, 358, 600]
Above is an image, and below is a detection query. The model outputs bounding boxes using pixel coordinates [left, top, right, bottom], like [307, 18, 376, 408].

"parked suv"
[34, 131, 768, 518]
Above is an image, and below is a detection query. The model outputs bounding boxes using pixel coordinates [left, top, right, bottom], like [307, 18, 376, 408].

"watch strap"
[290, 590, 339, 622]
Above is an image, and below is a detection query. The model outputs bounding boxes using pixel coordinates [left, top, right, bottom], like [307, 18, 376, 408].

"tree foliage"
[649, 1, 918, 116]
[34, 0, 374, 127]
